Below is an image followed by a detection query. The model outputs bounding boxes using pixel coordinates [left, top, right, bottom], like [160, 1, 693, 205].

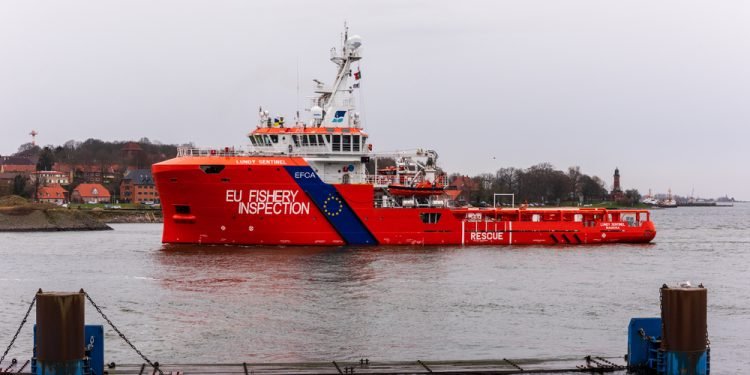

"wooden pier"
[92, 356, 625, 375]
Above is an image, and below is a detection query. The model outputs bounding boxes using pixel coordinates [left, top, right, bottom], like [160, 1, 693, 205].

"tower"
[30, 130, 38, 146]
[611, 167, 624, 201]
[613, 167, 621, 193]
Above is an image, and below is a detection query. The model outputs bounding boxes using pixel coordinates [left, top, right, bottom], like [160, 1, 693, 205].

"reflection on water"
[0, 205, 749, 372]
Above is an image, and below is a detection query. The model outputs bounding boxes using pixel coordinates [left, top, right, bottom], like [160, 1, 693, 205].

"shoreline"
[87, 209, 163, 224]
[0, 206, 112, 232]
[0, 196, 162, 231]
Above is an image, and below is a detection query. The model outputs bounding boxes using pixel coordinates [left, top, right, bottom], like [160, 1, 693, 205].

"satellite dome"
[346, 35, 363, 50]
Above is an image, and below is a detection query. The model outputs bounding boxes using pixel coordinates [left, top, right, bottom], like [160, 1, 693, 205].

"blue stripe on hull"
[285, 166, 377, 245]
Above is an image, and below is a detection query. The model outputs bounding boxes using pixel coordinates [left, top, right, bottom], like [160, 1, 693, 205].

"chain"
[84, 292, 163, 375]
[0, 295, 36, 367]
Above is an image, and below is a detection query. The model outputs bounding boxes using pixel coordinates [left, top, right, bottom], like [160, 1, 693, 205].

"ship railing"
[177, 147, 249, 157]
[316, 172, 368, 185]
[290, 146, 331, 155]
[366, 174, 448, 188]
[291, 145, 370, 156]
[248, 144, 277, 151]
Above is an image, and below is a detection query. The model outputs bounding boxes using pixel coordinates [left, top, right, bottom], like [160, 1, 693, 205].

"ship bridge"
[248, 127, 369, 157]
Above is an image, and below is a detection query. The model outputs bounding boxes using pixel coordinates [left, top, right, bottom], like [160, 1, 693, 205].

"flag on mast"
[354, 68, 361, 80]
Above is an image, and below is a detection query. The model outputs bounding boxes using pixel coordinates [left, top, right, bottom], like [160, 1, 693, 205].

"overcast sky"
[1, 1, 748, 199]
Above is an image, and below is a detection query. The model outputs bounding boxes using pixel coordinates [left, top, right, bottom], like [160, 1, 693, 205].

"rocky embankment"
[0, 196, 111, 232]
[87, 209, 162, 223]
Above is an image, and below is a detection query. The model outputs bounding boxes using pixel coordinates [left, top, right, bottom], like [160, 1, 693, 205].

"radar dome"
[311, 106, 323, 119]
[346, 35, 362, 50]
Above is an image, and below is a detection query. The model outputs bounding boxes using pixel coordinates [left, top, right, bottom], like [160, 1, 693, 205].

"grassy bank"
[0, 196, 111, 232]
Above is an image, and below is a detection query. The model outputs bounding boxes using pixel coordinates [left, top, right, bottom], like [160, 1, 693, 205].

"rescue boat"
[152, 28, 656, 246]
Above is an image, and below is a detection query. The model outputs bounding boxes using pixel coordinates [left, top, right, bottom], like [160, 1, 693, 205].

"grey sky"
[1, 1, 748, 199]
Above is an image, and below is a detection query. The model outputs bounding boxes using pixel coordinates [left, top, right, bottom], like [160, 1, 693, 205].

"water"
[1, 204, 748, 372]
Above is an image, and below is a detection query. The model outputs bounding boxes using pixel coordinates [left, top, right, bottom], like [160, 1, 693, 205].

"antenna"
[343, 21, 348, 48]
[296, 58, 300, 123]
[30, 130, 38, 146]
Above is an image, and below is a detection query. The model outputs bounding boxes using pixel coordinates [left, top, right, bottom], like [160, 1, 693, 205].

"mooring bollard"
[661, 283, 708, 375]
[35, 290, 85, 375]
[627, 282, 709, 375]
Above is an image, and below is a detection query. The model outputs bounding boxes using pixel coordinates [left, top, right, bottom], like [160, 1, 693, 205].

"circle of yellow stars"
[323, 194, 344, 217]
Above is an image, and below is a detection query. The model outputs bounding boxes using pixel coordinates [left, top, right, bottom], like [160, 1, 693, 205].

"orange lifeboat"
[388, 181, 445, 197]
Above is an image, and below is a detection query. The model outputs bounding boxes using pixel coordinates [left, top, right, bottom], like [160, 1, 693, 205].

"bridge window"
[420, 212, 442, 224]
[249, 137, 257, 146]
[292, 135, 300, 147]
[343, 135, 351, 152]
[309, 135, 318, 146]
[353, 135, 360, 151]
[270, 135, 278, 143]
[318, 135, 325, 145]
[332, 135, 341, 151]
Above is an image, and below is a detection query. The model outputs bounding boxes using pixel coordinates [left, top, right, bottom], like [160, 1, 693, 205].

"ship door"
[342, 173, 351, 184]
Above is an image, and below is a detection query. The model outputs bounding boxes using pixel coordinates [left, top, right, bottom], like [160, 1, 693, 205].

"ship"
[153, 28, 656, 246]
[657, 189, 678, 208]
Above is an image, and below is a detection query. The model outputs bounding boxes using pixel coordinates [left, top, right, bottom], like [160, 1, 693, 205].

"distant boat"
[658, 199, 677, 208]
[657, 188, 677, 208]
[641, 197, 659, 206]
[679, 199, 717, 207]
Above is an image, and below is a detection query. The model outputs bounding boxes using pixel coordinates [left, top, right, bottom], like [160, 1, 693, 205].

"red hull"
[153, 156, 656, 246]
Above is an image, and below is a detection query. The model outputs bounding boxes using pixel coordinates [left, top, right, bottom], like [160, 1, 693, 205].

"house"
[449, 175, 479, 201]
[0, 156, 35, 174]
[71, 183, 111, 203]
[31, 170, 71, 186]
[74, 165, 117, 184]
[53, 163, 118, 184]
[444, 188, 462, 202]
[0, 172, 20, 195]
[36, 184, 68, 205]
[121, 142, 143, 158]
[120, 169, 159, 204]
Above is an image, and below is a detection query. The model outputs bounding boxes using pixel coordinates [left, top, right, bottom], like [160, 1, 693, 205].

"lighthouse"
[611, 167, 624, 201]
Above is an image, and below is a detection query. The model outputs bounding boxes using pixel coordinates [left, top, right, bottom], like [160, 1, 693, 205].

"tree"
[624, 189, 641, 206]
[12, 175, 28, 197]
[15, 143, 40, 158]
[495, 167, 518, 193]
[36, 146, 55, 171]
[567, 166, 582, 200]
[579, 175, 608, 202]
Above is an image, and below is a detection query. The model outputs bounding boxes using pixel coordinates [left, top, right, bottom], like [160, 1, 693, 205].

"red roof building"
[36, 184, 68, 205]
[0, 156, 35, 174]
[120, 169, 159, 204]
[71, 183, 111, 203]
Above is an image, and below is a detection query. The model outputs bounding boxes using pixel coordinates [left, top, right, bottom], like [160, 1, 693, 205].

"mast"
[310, 26, 363, 128]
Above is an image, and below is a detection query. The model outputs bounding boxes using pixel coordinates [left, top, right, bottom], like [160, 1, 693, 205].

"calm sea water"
[1, 204, 748, 372]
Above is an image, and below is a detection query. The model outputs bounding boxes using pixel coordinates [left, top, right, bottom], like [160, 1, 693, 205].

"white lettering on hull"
[226, 189, 310, 216]
[469, 232, 504, 242]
